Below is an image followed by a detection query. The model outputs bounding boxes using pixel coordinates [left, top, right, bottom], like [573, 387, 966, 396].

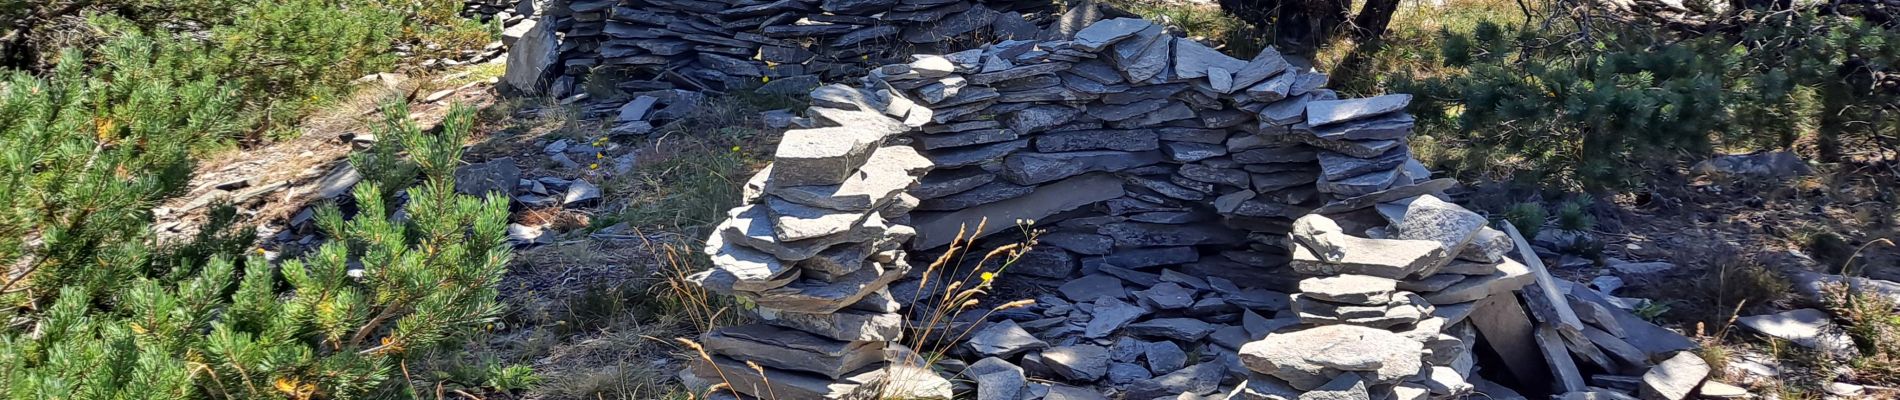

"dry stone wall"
[685, 17, 1557, 400]
[533, 0, 1058, 94]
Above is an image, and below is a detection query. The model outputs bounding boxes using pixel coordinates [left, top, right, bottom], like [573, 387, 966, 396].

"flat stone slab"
[968, 357, 1028, 400]
[1391, 194, 1488, 260]
[1230, 50, 1291, 91]
[1319, 147, 1409, 181]
[1126, 362, 1224, 398]
[1109, 25, 1171, 83]
[773, 126, 886, 186]
[1640, 352, 1710, 400]
[1239, 324, 1425, 390]
[1035, 129, 1160, 152]
[1042, 344, 1110, 381]
[1134, 282, 1197, 310]
[1305, 94, 1412, 127]
[968, 320, 1050, 358]
[1171, 38, 1246, 80]
[916, 181, 1034, 211]
[1004, 149, 1167, 185]
[1314, 178, 1457, 214]
[912, 173, 1124, 249]
[1292, 214, 1350, 263]
[700, 323, 886, 379]
[1003, 104, 1081, 134]
[691, 354, 880, 399]
[747, 260, 909, 314]
[1060, 273, 1127, 303]
[765, 196, 873, 242]
[1072, 18, 1152, 51]
[1099, 221, 1245, 247]
[768, 145, 932, 211]
[453, 158, 520, 196]
[1040, 231, 1114, 255]
[910, 167, 996, 200]
[1422, 258, 1533, 305]
[1318, 167, 1400, 196]
[756, 306, 900, 342]
[695, 232, 800, 293]
[1736, 308, 1858, 357]
[719, 204, 888, 261]
[1086, 297, 1147, 338]
[1124, 318, 1216, 342]
[918, 128, 1021, 150]
[1289, 237, 1449, 279]
[1299, 275, 1399, 305]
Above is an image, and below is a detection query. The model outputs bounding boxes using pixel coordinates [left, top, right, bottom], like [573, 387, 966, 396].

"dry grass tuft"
[900, 219, 1040, 371]
[1682, 250, 1793, 326]
[515, 207, 593, 232]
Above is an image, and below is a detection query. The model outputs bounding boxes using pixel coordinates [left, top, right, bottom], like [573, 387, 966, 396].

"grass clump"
[612, 148, 752, 231]
[1822, 285, 1900, 384]
[1679, 251, 1792, 327]
[1555, 196, 1597, 232]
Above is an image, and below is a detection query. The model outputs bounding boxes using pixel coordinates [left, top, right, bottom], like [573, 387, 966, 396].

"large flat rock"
[1238, 324, 1424, 390]
[1640, 352, 1710, 400]
[1072, 18, 1152, 51]
[768, 145, 933, 211]
[1289, 237, 1449, 279]
[1421, 258, 1533, 304]
[756, 306, 901, 342]
[1305, 94, 1412, 127]
[1390, 195, 1488, 266]
[691, 354, 880, 399]
[773, 126, 886, 186]
[701, 323, 887, 379]
[765, 196, 874, 242]
[1736, 308, 1858, 357]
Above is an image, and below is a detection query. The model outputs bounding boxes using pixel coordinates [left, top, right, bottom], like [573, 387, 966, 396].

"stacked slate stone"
[690, 16, 1556, 399]
[1233, 195, 1533, 400]
[546, 0, 1055, 93]
[885, 16, 1345, 289]
[463, 0, 527, 24]
[686, 84, 943, 398]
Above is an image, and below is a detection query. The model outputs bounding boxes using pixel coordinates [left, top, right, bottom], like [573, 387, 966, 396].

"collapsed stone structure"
[683, 16, 1705, 400]
[527, 0, 1059, 94]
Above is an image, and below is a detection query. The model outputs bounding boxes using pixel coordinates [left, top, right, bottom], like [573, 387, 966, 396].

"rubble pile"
[684, 16, 1720, 400]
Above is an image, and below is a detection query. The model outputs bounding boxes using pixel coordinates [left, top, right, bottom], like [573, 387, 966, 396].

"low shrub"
[0, 97, 513, 397]
[1392, 11, 1900, 189]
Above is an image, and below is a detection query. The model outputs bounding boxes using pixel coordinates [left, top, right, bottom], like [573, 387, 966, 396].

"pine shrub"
[1502, 202, 1548, 240]
[1395, 11, 1900, 188]
[0, 67, 512, 397]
